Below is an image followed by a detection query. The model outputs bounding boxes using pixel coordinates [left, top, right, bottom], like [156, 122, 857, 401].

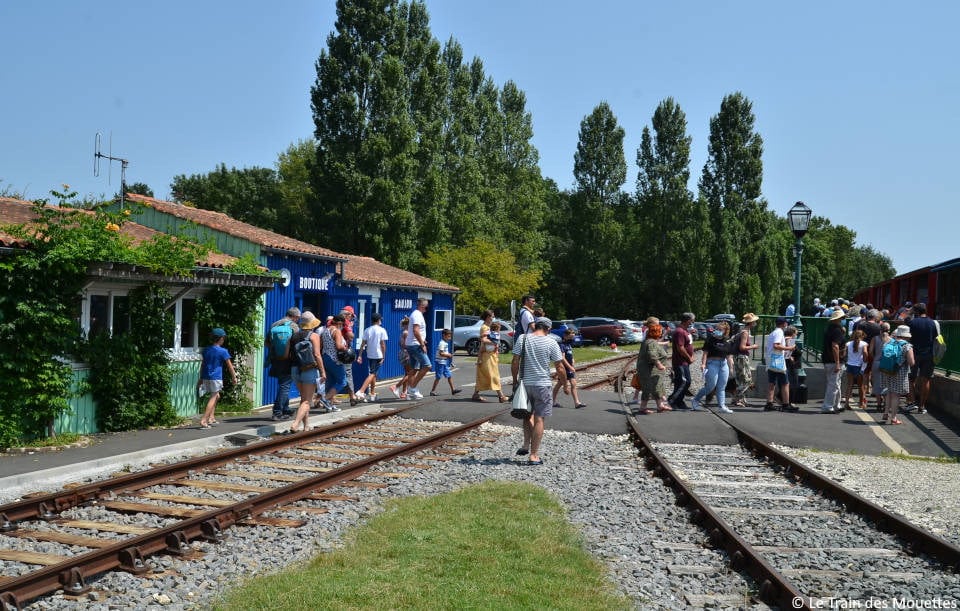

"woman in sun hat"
[880, 325, 914, 425]
[732, 313, 760, 407]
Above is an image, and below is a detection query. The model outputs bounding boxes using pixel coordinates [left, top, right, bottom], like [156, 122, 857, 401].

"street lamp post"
[787, 201, 812, 401]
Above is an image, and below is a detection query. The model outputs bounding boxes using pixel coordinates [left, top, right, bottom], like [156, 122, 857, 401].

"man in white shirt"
[404, 298, 432, 400]
[355, 312, 388, 402]
[764, 316, 794, 411]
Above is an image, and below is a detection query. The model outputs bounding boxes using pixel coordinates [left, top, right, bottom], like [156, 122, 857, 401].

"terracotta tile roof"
[342, 255, 458, 293]
[125, 193, 347, 261]
[123, 194, 458, 292]
[0, 197, 237, 268]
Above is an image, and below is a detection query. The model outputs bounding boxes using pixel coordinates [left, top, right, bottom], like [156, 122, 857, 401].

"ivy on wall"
[0, 189, 267, 446]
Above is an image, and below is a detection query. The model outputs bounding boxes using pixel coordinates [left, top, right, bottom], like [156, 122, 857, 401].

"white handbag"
[509, 337, 532, 419]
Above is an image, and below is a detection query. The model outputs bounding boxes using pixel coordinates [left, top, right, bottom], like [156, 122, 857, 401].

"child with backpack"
[879, 325, 914, 424]
[197, 328, 237, 429]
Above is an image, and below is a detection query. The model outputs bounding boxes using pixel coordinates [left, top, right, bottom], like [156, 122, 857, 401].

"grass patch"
[16, 433, 85, 448]
[214, 480, 632, 611]
[878, 451, 960, 463]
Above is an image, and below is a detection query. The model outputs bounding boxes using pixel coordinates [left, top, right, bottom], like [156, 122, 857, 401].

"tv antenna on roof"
[94, 132, 129, 207]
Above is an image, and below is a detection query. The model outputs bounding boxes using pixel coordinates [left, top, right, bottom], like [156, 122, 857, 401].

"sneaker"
[718, 406, 733, 414]
[763, 402, 776, 412]
[783, 404, 799, 412]
[901, 403, 918, 413]
[355, 391, 366, 401]
[271, 414, 283, 421]
[691, 398, 702, 411]
[451, 389, 463, 395]
[917, 407, 927, 414]
[328, 403, 341, 412]
[367, 393, 377, 403]
[820, 408, 837, 414]
[410, 391, 424, 400]
[389, 385, 400, 399]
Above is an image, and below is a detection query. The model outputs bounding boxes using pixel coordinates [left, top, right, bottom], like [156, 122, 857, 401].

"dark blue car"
[551, 320, 583, 347]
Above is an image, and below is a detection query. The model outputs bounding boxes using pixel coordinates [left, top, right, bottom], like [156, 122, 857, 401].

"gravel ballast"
[3, 421, 959, 609]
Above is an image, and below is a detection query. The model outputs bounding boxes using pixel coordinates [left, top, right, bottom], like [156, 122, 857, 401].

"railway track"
[627, 412, 960, 609]
[577, 353, 635, 391]
[0, 406, 505, 609]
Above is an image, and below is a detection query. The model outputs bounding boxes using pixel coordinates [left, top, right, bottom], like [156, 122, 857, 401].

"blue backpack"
[879, 339, 906, 375]
[269, 321, 294, 360]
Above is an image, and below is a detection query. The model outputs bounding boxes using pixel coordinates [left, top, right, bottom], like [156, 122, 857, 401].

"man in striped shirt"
[511, 317, 566, 466]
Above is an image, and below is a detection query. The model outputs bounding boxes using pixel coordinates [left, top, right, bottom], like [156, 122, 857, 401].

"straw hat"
[741, 313, 759, 324]
[829, 309, 845, 321]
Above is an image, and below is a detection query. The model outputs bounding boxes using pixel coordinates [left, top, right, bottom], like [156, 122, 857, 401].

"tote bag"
[767, 351, 787, 373]
[510, 336, 533, 419]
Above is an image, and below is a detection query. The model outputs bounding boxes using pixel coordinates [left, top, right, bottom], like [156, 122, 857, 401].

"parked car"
[453, 319, 515, 356]
[661, 321, 677, 340]
[617, 320, 643, 344]
[692, 321, 716, 340]
[550, 320, 583, 347]
[572, 317, 625, 346]
[454, 315, 480, 328]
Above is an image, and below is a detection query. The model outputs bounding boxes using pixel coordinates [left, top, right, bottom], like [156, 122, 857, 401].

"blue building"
[118, 194, 459, 406]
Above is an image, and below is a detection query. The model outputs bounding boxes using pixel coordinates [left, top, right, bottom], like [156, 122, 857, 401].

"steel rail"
[627, 415, 809, 610]
[729, 424, 960, 568]
[578, 353, 635, 391]
[0, 405, 419, 527]
[0, 410, 506, 609]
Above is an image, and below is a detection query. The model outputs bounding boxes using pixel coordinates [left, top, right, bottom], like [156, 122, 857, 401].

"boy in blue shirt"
[197, 328, 237, 429]
[430, 329, 462, 396]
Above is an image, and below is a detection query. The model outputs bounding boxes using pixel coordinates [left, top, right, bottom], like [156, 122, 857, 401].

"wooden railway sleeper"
[118, 546, 150, 574]
[165, 531, 192, 555]
[59, 567, 89, 595]
[1, 513, 17, 532]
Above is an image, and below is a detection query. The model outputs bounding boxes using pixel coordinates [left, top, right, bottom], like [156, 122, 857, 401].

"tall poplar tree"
[698, 92, 766, 314]
[311, 0, 419, 267]
[567, 102, 627, 315]
[635, 98, 709, 317]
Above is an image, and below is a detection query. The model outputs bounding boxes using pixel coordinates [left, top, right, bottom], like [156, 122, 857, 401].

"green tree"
[170, 164, 281, 229]
[697, 92, 767, 314]
[634, 98, 709, 317]
[565, 102, 627, 315]
[422, 238, 540, 315]
[311, 0, 419, 268]
[276, 139, 319, 241]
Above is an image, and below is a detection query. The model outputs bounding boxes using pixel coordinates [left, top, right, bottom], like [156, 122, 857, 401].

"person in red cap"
[338, 306, 359, 405]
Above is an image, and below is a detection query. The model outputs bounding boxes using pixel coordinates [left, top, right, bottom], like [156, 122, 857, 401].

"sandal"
[890, 419, 903, 425]
[472, 394, 488, 403]
[498, 395, 509, 403]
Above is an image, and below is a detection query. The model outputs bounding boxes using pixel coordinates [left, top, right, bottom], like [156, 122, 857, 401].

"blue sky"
[2, 1, 956, 277]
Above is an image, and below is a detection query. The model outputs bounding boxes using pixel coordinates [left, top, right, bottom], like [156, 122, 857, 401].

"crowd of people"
[194, 294, 944, 458]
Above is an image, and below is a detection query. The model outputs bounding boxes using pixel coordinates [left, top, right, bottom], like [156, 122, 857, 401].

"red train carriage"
[853, 257, 960, 320]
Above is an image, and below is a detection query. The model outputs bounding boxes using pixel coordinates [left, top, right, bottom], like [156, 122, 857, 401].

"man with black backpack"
[266, 307, 300, 421]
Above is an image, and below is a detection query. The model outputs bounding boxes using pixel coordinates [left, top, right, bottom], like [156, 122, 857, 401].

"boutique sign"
[299, 276, 330, 291]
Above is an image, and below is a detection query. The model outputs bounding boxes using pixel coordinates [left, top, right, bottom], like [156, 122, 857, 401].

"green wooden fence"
[59, 356, 202, 435]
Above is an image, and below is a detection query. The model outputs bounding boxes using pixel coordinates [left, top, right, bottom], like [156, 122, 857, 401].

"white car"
[452, 319, 515, 355]
[618, 320, 643, 344]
